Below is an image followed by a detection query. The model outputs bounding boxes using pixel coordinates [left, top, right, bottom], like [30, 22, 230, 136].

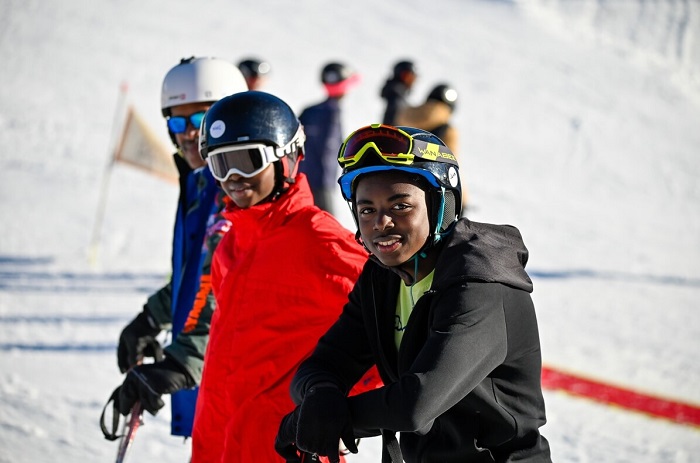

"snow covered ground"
[1, 0, 699, 461]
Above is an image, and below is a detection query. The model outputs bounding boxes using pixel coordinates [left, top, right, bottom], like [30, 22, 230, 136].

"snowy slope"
[1, 0, 699, 462]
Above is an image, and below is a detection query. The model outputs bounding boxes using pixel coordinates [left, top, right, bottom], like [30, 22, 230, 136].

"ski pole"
[115, 401, 143, 463]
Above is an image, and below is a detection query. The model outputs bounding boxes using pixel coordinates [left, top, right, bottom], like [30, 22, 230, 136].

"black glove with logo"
[295, 386, 357, 463]
[117, 308, 163, 373]
[118, 356, 195, 416]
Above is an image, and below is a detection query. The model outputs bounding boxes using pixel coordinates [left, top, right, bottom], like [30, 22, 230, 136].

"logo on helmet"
[418, 143, 456, 162]
[417, 142, 457, 162]
[210, 120, 226, 139]
[448, 166, 459, 188]
[417, 143, 441, 160]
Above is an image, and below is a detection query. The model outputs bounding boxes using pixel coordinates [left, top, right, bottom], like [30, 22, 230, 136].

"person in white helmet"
[114, 57, 248, 440]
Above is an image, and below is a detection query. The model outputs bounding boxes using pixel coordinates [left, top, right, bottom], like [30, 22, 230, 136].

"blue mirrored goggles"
[167, 111, 206, 134]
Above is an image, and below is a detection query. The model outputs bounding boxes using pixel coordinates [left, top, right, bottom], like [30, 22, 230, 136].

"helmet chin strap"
[433, 187, 447, 244]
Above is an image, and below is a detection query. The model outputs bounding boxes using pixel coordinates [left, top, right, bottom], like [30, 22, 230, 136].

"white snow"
[1, 0, 699, 461]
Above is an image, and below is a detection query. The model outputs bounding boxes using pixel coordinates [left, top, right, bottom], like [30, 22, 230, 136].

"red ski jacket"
[191, 175, 374, 462]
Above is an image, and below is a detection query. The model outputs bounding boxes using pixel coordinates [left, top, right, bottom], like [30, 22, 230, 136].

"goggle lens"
[207, 145, 270, 181]
[167, 111, 206, 134]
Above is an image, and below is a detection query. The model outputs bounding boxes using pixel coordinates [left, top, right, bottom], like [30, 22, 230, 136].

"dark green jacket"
[144, 155, 228, 436]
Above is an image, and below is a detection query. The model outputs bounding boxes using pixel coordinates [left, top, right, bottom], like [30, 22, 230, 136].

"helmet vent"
[440, 190, 457, 232]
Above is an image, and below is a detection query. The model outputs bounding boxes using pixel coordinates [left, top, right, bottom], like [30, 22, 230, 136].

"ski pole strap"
[100, 386, 123, 441]
[381, 429, 403, 463]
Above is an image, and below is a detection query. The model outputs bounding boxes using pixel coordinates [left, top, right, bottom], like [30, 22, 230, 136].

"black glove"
[118, 356, 195, 416]
[295, 387, 358, 463]
[275, 407, 302, 462]
[117, 309, 163, 373]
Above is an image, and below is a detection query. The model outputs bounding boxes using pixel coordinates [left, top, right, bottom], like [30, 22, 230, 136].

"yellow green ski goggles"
[337, 124, 457, 169]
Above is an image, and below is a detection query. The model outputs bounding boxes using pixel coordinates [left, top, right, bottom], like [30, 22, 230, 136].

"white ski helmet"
[161, 57, 248, 117]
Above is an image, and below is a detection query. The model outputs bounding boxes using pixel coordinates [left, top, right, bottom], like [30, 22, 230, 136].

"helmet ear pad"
[414, 175, 457, 238]
[436, 189, 458, 233]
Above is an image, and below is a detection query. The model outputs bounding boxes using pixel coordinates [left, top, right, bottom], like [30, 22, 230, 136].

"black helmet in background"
[199, 91, 305, 198]
[321, 62, 353, 84]
[427, 83, 458, 111]
[393, 60, 416, 78]
[237, 58, 271, 90]
[390, 60, 417, 89]
[321, 62, 361, 97]
[237, 58, 271, 79]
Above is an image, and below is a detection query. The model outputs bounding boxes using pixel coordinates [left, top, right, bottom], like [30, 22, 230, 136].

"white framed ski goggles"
[207, 143, 278, 180]
[206, 126, 306, 181]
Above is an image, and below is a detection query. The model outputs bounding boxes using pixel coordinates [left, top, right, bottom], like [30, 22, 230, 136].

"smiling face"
[220, 163, 276, 208]
[355, 170, 434, 280]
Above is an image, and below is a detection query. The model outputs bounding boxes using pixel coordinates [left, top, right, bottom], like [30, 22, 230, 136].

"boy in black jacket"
[276, 124, 551, 463]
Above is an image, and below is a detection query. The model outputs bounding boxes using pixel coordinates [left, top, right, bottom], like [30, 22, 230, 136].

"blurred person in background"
[298, 61, 361, 216]
[380, 59, 418, 125]
[396, 83, 469, 212]
[238, 57, 272, 90]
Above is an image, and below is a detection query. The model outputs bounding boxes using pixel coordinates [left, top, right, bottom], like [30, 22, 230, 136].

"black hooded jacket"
[291, 219, 551, 462]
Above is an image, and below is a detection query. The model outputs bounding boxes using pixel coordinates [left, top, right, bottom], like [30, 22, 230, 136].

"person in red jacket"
[192, 91, 378, 462]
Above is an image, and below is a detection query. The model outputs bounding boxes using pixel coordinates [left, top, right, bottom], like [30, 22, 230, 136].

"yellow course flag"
[113, 106, 178, 183]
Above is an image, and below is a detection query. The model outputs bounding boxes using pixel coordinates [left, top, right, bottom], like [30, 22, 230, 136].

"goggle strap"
[262, 145, 278, 164]
[276, 125, 306, 159]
